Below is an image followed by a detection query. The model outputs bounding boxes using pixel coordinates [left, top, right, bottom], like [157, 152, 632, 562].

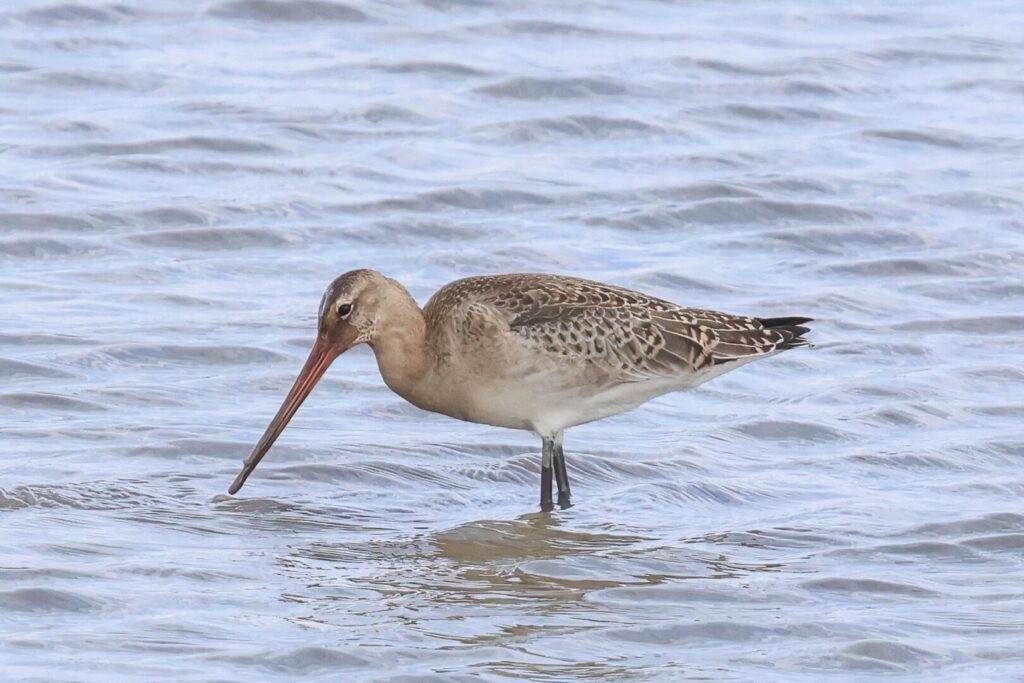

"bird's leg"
[540, 436, 554, 511]
[552, 432, 571, 508]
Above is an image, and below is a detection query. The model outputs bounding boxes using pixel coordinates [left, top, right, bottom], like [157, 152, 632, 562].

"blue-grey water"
[2, 1, 1023, 680]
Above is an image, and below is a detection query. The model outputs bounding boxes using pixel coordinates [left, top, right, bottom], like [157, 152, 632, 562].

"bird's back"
[424, 273, 810, 380]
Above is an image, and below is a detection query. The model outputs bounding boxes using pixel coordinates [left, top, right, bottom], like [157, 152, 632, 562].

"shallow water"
[1, 0, 1023, 680]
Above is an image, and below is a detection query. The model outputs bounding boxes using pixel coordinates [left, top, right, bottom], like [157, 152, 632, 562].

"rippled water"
[2, 0, 1023, 679]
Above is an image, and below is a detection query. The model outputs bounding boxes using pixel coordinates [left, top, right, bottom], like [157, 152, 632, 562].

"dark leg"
[553, 433, 571, 508]
[540, 436, 554, 511]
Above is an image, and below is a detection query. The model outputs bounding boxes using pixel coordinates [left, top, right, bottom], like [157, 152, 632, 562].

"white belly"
[458, 372, 701, 436]
[393, 332, 767, 437]
[446, 348, 769, 435]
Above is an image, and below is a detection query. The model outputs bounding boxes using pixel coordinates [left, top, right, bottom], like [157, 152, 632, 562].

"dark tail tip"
[758, 316, 813, 351]
[757, 316, 813, 328]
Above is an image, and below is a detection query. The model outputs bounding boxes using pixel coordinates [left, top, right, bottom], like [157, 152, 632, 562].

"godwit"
[229, 270, 811, 509]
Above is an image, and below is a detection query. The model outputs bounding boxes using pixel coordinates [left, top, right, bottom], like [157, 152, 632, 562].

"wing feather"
[424, 273, 810, 380]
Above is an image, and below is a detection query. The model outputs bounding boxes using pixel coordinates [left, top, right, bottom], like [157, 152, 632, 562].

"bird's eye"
[337, 303, 352, 319]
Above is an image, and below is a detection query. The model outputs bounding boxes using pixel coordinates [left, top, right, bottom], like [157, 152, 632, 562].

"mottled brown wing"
[507, 303, 715, 380]
[475, 274, 717, 381]
[426, 273, 810, 380]
[681, 309, 812, 363]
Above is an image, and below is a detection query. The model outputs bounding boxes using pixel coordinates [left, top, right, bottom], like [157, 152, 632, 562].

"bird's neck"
[369, 296, 433, 406]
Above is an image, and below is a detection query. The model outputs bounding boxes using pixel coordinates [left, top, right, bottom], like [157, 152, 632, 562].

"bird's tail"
[756, 316, 813, 350]
[709, 316, 813, 366]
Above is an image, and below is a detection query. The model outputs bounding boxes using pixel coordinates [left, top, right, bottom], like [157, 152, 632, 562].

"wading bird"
[229, 270, 811, 509]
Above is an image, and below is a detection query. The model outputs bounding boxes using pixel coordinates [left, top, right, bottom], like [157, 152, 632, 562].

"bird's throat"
[370, 304, 433, 408]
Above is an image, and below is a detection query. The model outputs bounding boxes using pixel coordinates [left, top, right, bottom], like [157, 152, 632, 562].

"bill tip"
[227, 474, 246, 495]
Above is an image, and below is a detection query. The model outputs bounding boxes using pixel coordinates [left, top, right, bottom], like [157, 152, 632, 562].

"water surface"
[2, 0, 1024, 680]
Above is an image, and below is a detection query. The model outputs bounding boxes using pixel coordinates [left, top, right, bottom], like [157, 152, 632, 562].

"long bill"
[228, 337, 340, 494]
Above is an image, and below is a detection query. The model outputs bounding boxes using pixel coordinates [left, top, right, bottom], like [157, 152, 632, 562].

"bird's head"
[316, 268, 389, 350]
